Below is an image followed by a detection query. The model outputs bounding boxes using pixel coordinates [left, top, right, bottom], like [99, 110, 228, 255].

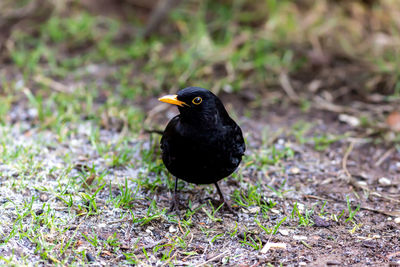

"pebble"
[270, 208, 280, 214]
[293, 235, 307, 240]
[314, 216, 331, 227]
[394, 217, 400, 224]
[290, 167, 300, 174]
[169, 225, 177, 233]
[279, 229, 289, 236]
[357, 181, 368, 187]
[378, 177, 391, 186]
[339, 114, 360, 127]
[297, 203, 305, 212]
[98, 223, 107, 229]
[86, 252, 95, 262]
[39, 193, 48, 202]
[248, 206, 260, 213]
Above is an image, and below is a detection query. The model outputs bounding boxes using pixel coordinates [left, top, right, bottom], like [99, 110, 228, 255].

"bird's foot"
[204, 197, 237, 215]
[212, 182, 237, 216]
[221, 200, 235, 214]
[217, 199, 236, 215]
[169, 194, 181, 218]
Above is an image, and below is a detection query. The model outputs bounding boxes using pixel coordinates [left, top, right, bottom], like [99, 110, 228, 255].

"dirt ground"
[0, 0, 400, 266]
[0, 96, 399, 266]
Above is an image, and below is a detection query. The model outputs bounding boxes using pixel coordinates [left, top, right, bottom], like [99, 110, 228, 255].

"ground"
[0, 0, 399, 266]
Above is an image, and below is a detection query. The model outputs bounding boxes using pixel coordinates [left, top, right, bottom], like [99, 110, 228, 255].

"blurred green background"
[0, 0, 399, 135]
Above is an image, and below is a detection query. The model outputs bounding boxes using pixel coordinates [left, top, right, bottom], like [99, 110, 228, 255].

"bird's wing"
[160, 115, 180, 151]
[225, 121, 245, 157]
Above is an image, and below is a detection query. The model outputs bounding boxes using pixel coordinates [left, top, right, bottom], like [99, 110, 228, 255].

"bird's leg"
[169, 177, 180, 213]
[214, 182, 235, 214]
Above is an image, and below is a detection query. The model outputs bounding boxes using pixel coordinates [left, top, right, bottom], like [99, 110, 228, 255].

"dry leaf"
[386, 111, 400, 132]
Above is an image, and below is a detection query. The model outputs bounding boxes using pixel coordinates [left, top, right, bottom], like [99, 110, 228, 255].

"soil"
[2, 96, 399, 266]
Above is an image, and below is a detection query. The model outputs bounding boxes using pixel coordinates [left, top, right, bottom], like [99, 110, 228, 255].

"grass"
[0, 0, 397, 265]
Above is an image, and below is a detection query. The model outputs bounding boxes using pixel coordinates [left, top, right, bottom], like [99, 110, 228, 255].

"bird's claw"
[218, 199, 237, 216]
[169, 194, 181, 218]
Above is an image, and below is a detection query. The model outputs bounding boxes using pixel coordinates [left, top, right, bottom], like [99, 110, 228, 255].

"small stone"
[98, 223, 107, 229]
[86, 252, 95, 262]
[279, 229, 289, 236]
[169, 225, 177, 233]
[357, 181, 368, 187]
[270, 208, 280, 214]
[394, 217, 400, 224]
[40, 193, 48, 202]
[339, 114, 360, 127]
[247, 206, 260, 213]
[297, 203, 305, 212]
[358, 171, 372, 180]
[277, 139, 285, 145]
[379, 177, 391, 186]
[314, 216, 331, 227]
[27, 108, 38, 118]
[293, 235, 307, 241]
[35, 209, 44, 216]
[223, 84, 233, 93]
[299, 262, 307, 266]
[290, 167, 300, 174]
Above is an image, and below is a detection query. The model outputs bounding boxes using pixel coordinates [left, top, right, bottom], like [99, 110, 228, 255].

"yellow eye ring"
[192, 97, 202, 105]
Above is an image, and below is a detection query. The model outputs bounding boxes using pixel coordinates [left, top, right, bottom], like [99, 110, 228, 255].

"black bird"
[158, 87, 245, 212]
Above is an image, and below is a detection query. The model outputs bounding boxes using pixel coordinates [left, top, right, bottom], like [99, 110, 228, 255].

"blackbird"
[158, 87, 245, 212]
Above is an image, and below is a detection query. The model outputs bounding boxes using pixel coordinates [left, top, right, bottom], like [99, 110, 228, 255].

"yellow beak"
[158, 94, 189, 107]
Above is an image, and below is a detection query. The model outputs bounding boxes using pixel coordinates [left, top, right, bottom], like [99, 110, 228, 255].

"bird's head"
[158, 87, 230, 125]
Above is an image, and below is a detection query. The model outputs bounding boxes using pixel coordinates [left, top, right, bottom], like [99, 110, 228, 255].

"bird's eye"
[192, 97, 202, 105]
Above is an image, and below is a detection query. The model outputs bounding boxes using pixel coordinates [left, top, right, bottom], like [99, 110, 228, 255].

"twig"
[279, 72, 300, 103]
[304, 195, 400, 216]
[370, 191, 400, 204]
[374, 147, 395, 167]
[177, 219, 185, 235]
[340, 141, 400, 203]
[313, 96, 359, 114]
[260, 232, 274, 253]
[109, 218, 131, 224]
[342, 141, 355, 181]
[34, 74, 71, 93]
[195, 250, 229, 267]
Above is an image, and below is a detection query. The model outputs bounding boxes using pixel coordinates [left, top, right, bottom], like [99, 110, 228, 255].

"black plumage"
[159, 87, 245, 212]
